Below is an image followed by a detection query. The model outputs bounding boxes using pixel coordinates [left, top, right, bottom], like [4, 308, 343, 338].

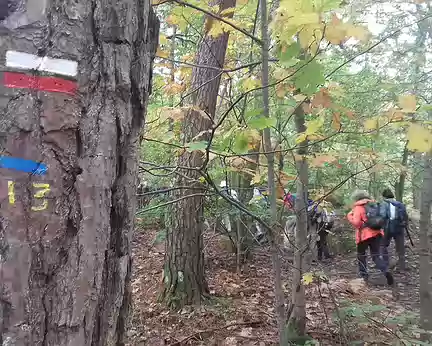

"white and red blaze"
[3, 50, 78, 95]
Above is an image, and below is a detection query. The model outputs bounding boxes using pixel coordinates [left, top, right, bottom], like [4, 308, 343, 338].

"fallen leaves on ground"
[127, 218, 421, 345]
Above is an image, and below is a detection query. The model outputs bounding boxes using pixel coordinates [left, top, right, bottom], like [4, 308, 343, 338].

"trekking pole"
[405, 226, 414, 247]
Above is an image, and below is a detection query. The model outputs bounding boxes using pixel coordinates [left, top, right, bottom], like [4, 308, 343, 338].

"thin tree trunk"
[259, 0, 286, 344]
[395, 141, 409, 202]
[168, 25, 177, 132]
[0, 1, 158, 345]
[419, 154, 432, 338]
[413, 152, 424, 209]
[289, 104, 308, 337]
[161, 0, 235, 309]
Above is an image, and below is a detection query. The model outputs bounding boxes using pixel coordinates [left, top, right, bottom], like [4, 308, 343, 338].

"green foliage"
[338, 301, 429, 345]
[293, 60, 326, 96]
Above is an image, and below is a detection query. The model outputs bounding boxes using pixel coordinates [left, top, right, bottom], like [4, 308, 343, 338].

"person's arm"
[347, 206, 363, 229]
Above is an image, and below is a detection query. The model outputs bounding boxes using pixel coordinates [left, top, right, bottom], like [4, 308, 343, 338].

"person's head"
[351, 189, 371, 202]
[382, 188, 395, 199]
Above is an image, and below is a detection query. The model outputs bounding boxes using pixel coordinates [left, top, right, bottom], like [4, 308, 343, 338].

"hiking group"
[218, 181, 409, 288]
[347, 188, 409, 287]
[285, 188, 409, 288]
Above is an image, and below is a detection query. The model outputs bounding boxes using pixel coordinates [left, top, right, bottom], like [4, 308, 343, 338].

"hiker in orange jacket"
[347, 190, 394, 286]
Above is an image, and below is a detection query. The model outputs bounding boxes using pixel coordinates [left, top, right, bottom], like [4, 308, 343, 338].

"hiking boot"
[385, 272, 394, 286]
[358, 273, 369, 284]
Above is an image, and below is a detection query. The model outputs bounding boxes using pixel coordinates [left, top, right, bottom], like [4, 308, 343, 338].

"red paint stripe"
[3, 72, 77, 95]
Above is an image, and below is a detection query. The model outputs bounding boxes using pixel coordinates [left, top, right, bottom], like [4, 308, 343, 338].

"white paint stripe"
[6, 51, 78, 77]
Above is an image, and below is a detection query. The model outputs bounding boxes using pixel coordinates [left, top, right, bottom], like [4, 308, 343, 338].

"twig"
[156, 56, 266, 72]
[136, 193, 211, 214]
[171, 0, 263, 45]
[168, 320, 262, 345]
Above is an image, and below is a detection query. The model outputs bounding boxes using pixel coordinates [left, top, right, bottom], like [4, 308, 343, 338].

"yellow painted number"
[7, 181, 15, 204]
[31, 183, 50, 211]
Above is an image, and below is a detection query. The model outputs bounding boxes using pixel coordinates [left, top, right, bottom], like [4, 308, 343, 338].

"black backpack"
[385, 199, 408, 235]
[363, 202, 386, 230]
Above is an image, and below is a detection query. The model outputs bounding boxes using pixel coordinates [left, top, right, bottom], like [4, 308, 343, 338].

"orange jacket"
[347, 198, 384, 244]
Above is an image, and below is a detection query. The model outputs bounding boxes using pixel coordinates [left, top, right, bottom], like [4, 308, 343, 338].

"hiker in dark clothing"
[284, 193, 335, 261]
[313, 207, 335, 261]
[347, 190, 394, 286]
[380, 188, 408, 271]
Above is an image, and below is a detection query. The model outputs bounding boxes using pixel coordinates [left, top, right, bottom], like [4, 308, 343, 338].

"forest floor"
[127, 220, 422, 346]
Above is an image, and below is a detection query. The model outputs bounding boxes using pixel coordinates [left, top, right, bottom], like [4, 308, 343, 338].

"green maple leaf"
[293, 60, 325, 96]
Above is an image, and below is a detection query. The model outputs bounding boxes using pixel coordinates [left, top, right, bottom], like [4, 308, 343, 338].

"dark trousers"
[317, 229, 330, 260]
[381, 231, 406, 270]
[357, 235, 388, 278]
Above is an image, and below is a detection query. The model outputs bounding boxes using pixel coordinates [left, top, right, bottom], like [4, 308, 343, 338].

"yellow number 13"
[7, 181, 51, 211]
[31, 183, 51, 211]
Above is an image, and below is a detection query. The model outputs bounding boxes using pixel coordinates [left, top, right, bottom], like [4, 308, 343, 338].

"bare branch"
[170, 0, 263, 45]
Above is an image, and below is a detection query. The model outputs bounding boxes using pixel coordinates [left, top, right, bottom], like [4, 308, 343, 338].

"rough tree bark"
[0, 0, 158, 345]
[161, 0, 235, 308]
[289, 104, 308, 338]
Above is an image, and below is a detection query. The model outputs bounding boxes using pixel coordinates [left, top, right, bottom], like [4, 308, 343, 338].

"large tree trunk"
[161, 0, 235, 308]
[0, 1, 158, 345]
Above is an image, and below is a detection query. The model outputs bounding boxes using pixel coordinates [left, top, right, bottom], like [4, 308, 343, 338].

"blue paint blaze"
[0, 156, 47, 175]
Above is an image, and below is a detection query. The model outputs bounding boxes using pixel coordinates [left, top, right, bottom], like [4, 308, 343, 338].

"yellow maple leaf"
[324, 14, 346, 45]
[246, 129, 261, 149]
[302, 272, 314, 285]
[406, 123, 432, 152]
[298, 26, 319, 50]
[296, 132, 308, 144]
[398, 94, 416, 112]
[386, 108, 405, 122]
[242, 77, 261, 92]
[252, 172, 262, 185]
[305, 116, 325, 135]
[307, 134, 325, 140]
[156, 47, 169, 59]
[208, 20, 225, 37]
[290, 12, 320, 26]
[220, 7, 235, 16]
[364, 118, 378, 130]
[276, 84, 286, 98]
[345, 24, 371, 42]
[166, 14, 179, 26]
[159, 34, 168, 45]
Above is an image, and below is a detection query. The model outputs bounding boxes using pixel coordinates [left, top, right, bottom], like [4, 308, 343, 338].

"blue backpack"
[384, 199, 407, 235]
